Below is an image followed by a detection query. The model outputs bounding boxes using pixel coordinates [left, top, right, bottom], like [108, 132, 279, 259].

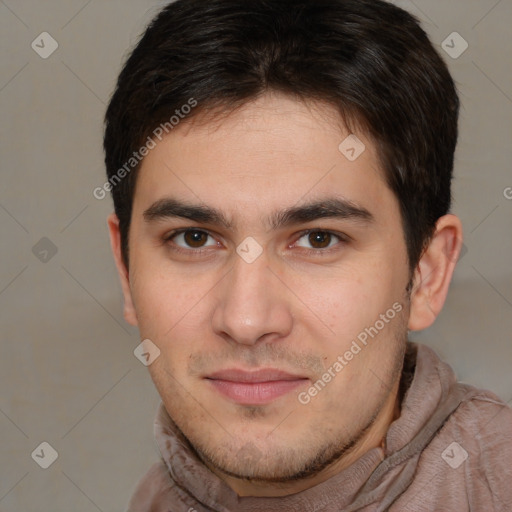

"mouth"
[204, 368, 309, 405]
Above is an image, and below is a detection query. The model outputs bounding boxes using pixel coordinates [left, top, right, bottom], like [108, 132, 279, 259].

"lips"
[205, 368, 309, 405]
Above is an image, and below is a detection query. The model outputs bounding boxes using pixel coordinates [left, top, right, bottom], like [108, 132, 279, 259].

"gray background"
[1, 0, 511, 510]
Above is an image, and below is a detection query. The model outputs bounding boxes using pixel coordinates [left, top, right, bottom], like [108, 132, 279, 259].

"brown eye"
[294, 230, 347, 252]
[308, 231, 332, 249]
[166, 229, 217, 250]
[183, 230, 209, 248]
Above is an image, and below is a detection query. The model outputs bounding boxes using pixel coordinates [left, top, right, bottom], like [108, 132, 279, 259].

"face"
[118, 93, 413, 493]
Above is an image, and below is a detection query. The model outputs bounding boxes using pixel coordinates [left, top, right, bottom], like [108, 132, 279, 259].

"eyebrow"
[143, 196, 374, 231]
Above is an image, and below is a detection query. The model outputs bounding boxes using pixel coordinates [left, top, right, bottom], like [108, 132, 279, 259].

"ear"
[107, 212, 138, 326]
[408, 214, 463, 331]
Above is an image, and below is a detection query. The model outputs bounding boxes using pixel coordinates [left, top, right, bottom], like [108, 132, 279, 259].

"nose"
[211, 251, 293, 346]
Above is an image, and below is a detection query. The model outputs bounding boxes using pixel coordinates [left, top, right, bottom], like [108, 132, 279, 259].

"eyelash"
[162, 228, 349, 257]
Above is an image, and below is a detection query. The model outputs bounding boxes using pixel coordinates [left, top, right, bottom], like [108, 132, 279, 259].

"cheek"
[288, 262, 395, 339]
[130, 264, 211, 342]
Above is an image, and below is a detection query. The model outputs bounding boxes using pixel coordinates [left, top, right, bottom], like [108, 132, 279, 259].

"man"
[103, 0, 512, 510]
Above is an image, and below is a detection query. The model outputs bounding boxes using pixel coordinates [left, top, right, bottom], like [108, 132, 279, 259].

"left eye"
[294, 230, 344, 250]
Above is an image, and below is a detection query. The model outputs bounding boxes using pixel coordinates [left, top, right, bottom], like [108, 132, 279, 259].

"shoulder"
[437, 386, 512, 509]
[448, 387, 512, 450]
[394, 385, 512, 511]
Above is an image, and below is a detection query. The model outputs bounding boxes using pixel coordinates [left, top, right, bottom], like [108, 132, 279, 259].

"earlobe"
[408, 214, 463, 331]
[107, 212, 138, 326]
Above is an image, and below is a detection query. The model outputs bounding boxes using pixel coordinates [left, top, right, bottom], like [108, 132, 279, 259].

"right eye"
[164, 228, 221, 254]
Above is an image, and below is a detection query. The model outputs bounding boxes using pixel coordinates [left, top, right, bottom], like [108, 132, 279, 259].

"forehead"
[132, 93, 398, 228]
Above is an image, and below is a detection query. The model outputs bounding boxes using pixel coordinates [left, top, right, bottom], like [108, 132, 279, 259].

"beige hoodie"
[126, 342, 512, 511]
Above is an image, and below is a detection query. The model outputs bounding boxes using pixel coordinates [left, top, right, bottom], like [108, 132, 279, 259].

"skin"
[108, 92, 463, 497]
